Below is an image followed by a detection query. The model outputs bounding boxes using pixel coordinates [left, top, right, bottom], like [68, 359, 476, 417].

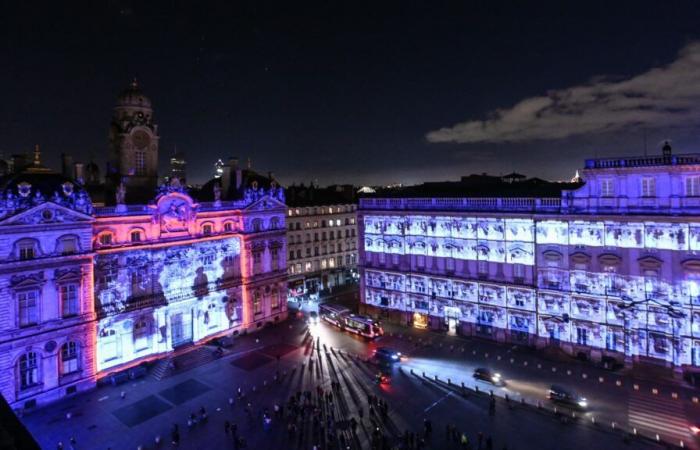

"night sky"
[4, 1, 700, 186]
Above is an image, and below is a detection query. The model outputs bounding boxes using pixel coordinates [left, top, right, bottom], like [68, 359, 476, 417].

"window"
[60, 284, 79, 317]
[252, 219, 262, 232]
[289, 251, 294, 260]
[478, 260, 488, 275]
[253, 291, 262, 315]
[18, 240, 37, 260]
[513, 264, 525, 280]
[304, 262, 312, 272]
[99, 233, 113, 245]
[271, 248, 279, 269]
[135, 151, 146, 175]
[253, 251, 262, 269]
[224, 222, 233, 232]
[296, 250, 301, 258]
[58, 236, 77, 255]
[18, 352, 39, 390]
[417, 255, 425, 268]
[270, 217, 280, 229]
[18, 291, 39, 327]
[314, 233, 319, 242]
[314, 247, 319, 256]
[271, 289, 280, 310]
[641, 177, 656, 197]
[321, 259, 328, 269]
[446, 257, 455, 271]
[133, 320, 149, 351]
[345, 218, 350, 225]
[350, 218, 355, 225]
[351, 229, 356, 237]
[600, 179, 615, 197]
[322, 220, 327, 227]
[202, 224, 213, 235]
[61, 342, 79, 375]
[306, 248, 311, 257]
[576, 327, 588, 346]
[101, 329, 119, 362]
[392, 253, 400, 266]
[345, 230, 350, 238]
[686, 176, 700, 197]
[337, 243, 343, 252]
[295, 223, 301, 230]
[130, 230, 142, 242]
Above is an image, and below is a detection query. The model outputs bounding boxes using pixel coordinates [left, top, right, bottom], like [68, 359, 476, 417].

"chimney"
[221, 164, 232, 195]
[229, 156, 239, 169]
[61, 153, 74, 178]
[74, 162, 85, 181]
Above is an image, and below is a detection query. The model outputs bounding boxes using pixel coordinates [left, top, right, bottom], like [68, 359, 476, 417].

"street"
[18, 301, 687, 450]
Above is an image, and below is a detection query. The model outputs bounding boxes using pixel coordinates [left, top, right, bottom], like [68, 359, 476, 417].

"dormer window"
[686, 176, 700, 197]
[600, 179, 615, 197]
[18, 240, 37, 260]
[641, 177, 656, 197]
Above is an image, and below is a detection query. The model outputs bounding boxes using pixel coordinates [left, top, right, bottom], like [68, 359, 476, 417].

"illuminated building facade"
[0, 82, 288, 411]
[360, 147, 700, 370]
[286, 203, 358, 298]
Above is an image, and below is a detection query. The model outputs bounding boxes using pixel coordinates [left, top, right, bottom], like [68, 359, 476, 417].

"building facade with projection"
[359, 145, 700, 371]
[0, 82, 287, 411]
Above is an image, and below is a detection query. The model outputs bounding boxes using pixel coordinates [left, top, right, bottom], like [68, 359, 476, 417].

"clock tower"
[107, 79, 160, 201]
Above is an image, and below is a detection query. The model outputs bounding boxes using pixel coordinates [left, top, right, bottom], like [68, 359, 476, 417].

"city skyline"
[5, 2, 700, 186]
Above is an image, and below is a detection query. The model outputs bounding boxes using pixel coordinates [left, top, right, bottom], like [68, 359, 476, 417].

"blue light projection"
[95, 237, 242, 371]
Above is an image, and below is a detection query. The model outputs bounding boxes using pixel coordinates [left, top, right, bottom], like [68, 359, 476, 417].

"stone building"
[359, 145, 700, 372]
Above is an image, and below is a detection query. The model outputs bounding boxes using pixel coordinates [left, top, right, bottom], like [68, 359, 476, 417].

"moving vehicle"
[473, 368, 505, 386]
[307, 311, 319, 324]
[373, 347, 403, 363]
[375, 372, 391, 385]
[547, 385, 588, 409]
[318, 304, 384, 338]
[319, 304, 350, 327]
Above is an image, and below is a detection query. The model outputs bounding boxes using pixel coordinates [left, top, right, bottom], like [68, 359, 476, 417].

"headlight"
[391, 354, 398, 360]
[578, 399, 588, 408]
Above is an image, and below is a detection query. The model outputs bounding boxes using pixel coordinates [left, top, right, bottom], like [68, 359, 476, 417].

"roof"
[192, 169, 279, 202]
[361, 176, 581, 199]
[285, 184, 357, 207]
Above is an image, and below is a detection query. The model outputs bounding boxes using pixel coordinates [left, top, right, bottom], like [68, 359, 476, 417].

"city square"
[4, 2, 700, 449]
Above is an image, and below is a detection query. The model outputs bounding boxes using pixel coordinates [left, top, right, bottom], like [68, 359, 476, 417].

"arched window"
[252, 219, 262, 232]
[271, 288, 280, 310]
[18, 352, 39, 390]
[98, 232, 114, 246]
[270, 217, 280, 230]
[61, 342, 79, 375]
[202, 223, 213, 235]
[224, 222, 233, 232]
[130, 229, 143, 242]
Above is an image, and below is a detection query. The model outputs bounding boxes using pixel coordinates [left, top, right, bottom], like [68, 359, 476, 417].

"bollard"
[591, 416, 596, 425]
[633, 428, 637, 435]
[656, 434, 660, 441]
[448, 378, 451, 385]
[475, 385, 480, 393]
[411, 369, 414, 375]
[461, 382, 465, 389]
[422, 371, 426, 377]
[612, 422, 616, 430]
[434, 375, 438, 381]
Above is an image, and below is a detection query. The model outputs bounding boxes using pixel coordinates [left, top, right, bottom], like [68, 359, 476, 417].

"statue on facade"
[115, 180, 127, 212]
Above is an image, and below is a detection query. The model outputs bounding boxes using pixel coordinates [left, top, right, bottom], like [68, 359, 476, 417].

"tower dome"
[115, 79, 152, 109]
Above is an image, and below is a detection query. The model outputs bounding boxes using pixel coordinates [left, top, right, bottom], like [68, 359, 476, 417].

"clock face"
[131, 130, 151, 150]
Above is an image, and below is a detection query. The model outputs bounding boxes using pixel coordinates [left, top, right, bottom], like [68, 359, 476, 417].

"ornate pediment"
[150, 192, 198, 235]
[0, 202, 94, 227]
[54, 268, 82, 282]
[11, 272, 45, 288]
[244, 195, 286, 212]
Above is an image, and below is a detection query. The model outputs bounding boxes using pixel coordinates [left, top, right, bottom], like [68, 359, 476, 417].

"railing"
[359, 197, 561, 213]
[585, 153, 700, 169]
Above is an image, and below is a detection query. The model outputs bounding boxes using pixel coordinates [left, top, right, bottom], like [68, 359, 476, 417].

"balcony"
[359, 197, 561, 213]
[585, 153, 700, 169]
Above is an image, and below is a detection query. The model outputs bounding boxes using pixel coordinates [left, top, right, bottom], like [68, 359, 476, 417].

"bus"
[318, 304, 384, 339]
[343, 314, 384, 339]
[318, 304, 350, 327]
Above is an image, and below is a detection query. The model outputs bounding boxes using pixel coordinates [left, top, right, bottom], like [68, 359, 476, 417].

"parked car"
[373, 347, 403, 363]
[547, 385, 588, 409]
[473, 368, 506, 386]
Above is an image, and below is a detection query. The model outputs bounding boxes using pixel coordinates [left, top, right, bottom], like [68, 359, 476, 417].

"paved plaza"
[18, 307, 696, 449]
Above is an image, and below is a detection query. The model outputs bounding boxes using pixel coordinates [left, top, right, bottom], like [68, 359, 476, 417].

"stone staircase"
[150, 346, 219, 381]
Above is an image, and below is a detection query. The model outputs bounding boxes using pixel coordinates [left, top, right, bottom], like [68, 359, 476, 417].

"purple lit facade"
[0, 83, 288, 411]
[359, 150, 700, 370]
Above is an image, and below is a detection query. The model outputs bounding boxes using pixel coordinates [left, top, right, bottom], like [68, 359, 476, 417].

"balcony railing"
[585, 153, 700, 169]
[360, 197, 561, 213]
